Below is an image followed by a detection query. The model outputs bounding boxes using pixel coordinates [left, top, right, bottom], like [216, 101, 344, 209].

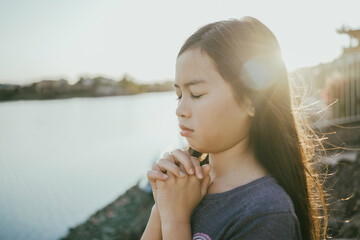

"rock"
[325, 153, 360, 238]
[60, 184, 154, 240]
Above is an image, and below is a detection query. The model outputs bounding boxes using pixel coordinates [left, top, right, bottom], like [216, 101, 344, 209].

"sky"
[0, 0, 359, 85]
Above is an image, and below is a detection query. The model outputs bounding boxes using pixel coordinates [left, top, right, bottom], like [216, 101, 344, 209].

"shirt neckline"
[203, 175, 273, 201]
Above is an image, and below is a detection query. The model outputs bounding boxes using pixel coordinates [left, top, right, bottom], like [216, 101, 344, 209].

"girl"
[141, 16, 326, 240]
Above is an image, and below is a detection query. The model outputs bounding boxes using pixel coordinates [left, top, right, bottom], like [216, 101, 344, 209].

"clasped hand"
[147, 149, 211, 223]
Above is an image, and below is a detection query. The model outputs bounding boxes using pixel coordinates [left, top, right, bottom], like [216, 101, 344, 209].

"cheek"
[190, 106, 225, 149]
[191, 101, 251, 152]
[186, 105, 215, 152]
[192, 102, 217, 133]
[226, 103, 252, 136]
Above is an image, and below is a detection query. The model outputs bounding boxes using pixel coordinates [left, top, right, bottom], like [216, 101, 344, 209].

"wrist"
[160, 215, 191, 225]
[151, 204, 161, 217]
[158, 207, 191, 224]
[141, 204, 162, 240]
[161, 220, 191, 240]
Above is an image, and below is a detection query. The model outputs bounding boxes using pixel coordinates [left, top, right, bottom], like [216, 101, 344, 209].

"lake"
[0, 91, 187, 240]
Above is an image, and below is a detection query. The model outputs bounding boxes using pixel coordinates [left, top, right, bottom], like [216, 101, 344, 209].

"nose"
[176, 97, 191, 118]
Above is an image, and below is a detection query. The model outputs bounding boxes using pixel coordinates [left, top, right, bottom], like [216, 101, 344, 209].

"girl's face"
[175, 48, 254, 153]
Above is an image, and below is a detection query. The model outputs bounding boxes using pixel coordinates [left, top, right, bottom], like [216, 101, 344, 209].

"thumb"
[201, 164, 211, 177]
[200, 175, 211, 197]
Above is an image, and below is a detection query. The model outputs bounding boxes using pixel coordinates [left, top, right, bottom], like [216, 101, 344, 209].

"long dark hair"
[179, 17, 327, 240]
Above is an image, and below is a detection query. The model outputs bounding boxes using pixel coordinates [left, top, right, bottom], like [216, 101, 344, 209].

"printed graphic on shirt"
[193, 232, 212, 240]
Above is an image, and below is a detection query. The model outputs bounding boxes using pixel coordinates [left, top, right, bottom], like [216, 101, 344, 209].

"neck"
[208, 137, 267, 189]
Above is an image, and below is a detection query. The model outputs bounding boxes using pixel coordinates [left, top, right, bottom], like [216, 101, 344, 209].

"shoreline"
[60, 122, 360, 239]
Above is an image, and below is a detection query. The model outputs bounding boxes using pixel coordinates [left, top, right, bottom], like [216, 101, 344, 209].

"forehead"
[175, 48, 221, 87]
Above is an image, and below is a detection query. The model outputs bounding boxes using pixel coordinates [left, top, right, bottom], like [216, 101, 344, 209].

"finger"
[147, 170, 157, 190]
[171, 149, 195, 175]
[152, 152, 177, 170]
[152, 159, 172, 174]
[156, 162, 167, 173]
[152, 160, 162, 171]
[147, 170, 169, 183]
[200, 175, 211, 197]
[179, 163, 186, 173]
[190, 156, 203, 179]
[147, 170, 167, 191]
[162, 152, 177, 163]
[201, 164, 211, 177]
[157, 158, 186, 177]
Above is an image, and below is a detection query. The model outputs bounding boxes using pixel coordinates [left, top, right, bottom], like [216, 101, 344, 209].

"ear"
[244, 96, 255, 117]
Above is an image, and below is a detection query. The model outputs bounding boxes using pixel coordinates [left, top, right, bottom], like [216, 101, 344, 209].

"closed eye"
[191, 94, 202, 99]
[176, 94, 202, 100]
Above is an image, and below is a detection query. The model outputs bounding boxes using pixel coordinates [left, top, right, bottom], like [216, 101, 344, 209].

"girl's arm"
[141, 204, 162, 240]
[156, 165, 211, 240]
[142, 212, 192, 240]
[161, 220, 192, 240]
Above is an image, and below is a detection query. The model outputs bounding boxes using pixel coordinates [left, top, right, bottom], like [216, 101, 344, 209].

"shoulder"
[242, 175, 295, 215]
[226, 176, 301, 239]
[200, 175, 296, 215]
[191, 176, 302, 239]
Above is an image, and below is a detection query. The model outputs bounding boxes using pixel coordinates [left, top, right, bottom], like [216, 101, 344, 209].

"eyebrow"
[173, 79, 206, 88]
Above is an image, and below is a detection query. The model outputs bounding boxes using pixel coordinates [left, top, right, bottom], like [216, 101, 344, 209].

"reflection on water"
[0, 92, 186, 240]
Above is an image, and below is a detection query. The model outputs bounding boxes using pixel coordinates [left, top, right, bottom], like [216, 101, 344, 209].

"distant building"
[337, 25, 360, 54]
[302, 26, 360, 127]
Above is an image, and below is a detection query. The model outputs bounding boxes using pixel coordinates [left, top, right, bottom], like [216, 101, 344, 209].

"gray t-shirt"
[191, 175, 302, 240]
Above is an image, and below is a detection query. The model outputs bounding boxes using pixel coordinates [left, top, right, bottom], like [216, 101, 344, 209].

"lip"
[179, 124, 193, 137]
[179, 124, 193, 131]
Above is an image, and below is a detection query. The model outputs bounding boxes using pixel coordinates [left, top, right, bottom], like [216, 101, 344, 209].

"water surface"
[0, 92, 186, 240]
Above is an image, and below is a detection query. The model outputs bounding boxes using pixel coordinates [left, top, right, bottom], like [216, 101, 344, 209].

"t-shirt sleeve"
[226, 212, 302, 240]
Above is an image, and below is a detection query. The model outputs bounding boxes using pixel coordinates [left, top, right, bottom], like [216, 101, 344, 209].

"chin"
[188, 144, 207, 154]
[187, 138, 214, 153]
[187, 142, 199, 152]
